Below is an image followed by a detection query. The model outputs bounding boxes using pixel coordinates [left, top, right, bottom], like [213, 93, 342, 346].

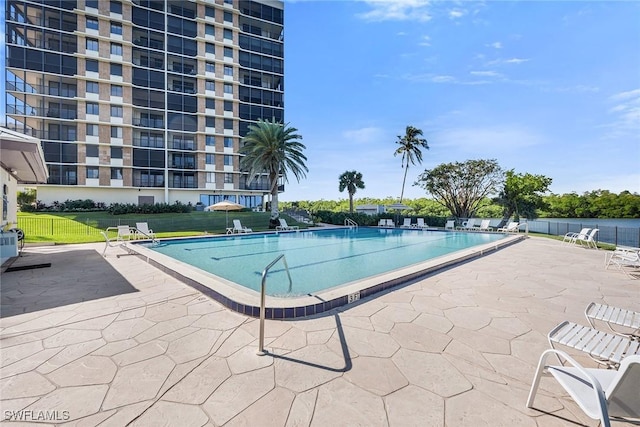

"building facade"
[4, 0, 284, 208]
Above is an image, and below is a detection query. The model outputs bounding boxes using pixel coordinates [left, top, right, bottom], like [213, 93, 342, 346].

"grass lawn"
[17, 211, 307, 244]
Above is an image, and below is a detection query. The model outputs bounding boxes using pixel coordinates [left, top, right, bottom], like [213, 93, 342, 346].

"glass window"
[205, 62, 215, 73]
[205, 6, 215, 18]
[86, 167, 99, 178]
[111, 126, 123, 138]
[206, 98, 215, 109]
[206, 43, 215, 54]
[110, 43, 123, 55]
[224, 83, 233, 94]
[86, 1, 99, 9]
[206, 136, 215, 146]
[224, 118, 233, 129]
[224, 173, 233, 183]
[111, 147, 123, 158]
[110, 63, 123, 76]
[111, 168, 123, 179]
[110, 105, 123, 117]
[205, 25, 215, 36]
[224, 11, 232, 23]
[223, 29, 233, 40]
[111, 85, 123, 97]
[86, 59, 99, 72]
[110, 22, 122, 35]
[86, 144, 99, 157]
[86, 38, 99, 51]
[86, 102, 99, 115]
[206, 117, 215, 127]
[86, 81, 99, 93]
[86, 17, 99, 30]
[206, 172, 215, 183]
[224, 137, 233, 147]
[224, 47, 233, 58]
[110, 1, 122, 14]
[205, 80, 215, 91]
[206, 154, 215, 164]
[224, 100, 233, 111]
[224, 155, 232, 166]
[224, 65, 233, 77]
[86, 124, 99, 136]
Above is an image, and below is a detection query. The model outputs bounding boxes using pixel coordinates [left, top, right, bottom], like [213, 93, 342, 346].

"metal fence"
[525, 220, 640, 248]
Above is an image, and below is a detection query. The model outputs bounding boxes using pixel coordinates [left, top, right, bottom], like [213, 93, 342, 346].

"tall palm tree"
[240, 119, 308, 226]
[338, 170, 365, 213]
[394, 125, 429, 203]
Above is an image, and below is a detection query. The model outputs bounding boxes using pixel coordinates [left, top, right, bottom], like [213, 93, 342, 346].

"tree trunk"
[497, 208, 514, 228]
[399, 166, 409, 203]
[349, 193, 354, 213]
[269, 175, 280, 229]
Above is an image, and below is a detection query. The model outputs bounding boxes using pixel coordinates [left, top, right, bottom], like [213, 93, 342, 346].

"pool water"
[148, 228, 506, 297]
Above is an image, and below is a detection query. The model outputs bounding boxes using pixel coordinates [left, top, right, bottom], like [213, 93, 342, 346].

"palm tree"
[394, 125, 429, 203]
[338, 171, 365, 213]
[240, 119, 308, 227]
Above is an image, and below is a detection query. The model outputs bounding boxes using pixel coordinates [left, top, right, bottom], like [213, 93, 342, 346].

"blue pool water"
[148, 228, 506, 296]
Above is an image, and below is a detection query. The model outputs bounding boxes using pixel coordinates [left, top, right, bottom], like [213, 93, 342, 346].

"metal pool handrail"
[258, 254, 292, 355]
[344, 218, 358, 228]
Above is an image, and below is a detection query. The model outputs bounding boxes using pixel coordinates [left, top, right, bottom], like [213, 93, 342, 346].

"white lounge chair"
[232, 219, 252, 233]
[386, 219, 395, 228]
[547, 320, 640, 368]
[575, 228, 599, 249]
[135, 222, 156, 239]
[497, 222, 519, 233]
[100, 231, 125, 256]
[586, 302, 640, 339]
[527, 349, 640, 427]
[400, 218, 413, 228]
[456, 218, 476, 230]
[477, 219, 491, 232]
[117, 225, 134, 241]
[605, 246, 640, 277]
[444, 220, 455, 230]
[415, 218, 429, 229]
[377, 219, 386, 227]
[562, 227, 591, 245]
[276, 218, 299, 231]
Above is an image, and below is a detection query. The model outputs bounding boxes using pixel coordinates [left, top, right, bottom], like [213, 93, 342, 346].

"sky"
[280, 0, 640, 201]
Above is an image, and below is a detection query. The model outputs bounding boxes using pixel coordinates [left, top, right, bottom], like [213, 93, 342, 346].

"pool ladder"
[258, 254, 293, 355]
[344, 218, 358, 228]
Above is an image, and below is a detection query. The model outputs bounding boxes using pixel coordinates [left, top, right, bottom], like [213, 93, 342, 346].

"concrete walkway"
[1, 237, 637, 426]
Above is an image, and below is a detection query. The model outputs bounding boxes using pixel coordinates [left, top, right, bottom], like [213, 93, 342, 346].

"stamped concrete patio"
[1, 237, 637, 426]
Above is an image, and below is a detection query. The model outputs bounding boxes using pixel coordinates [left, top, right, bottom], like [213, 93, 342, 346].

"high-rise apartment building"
[4, 0, 284, 208]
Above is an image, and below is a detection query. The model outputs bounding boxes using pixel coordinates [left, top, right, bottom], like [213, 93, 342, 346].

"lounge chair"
[477, 219, 491, 232]
[456, 218, 478, 231]
[605, 246, 640, 277]
[575, 228, 599, 249]
[497, 222, 519, 233]
[377, 219, 386, 227]
[135, 222, 156, 239]
[562, 227, 591, 245]
[444, 220, 455, 230]
[232, 219, 252, 233]
[415, 218, 429, 229]
[100, 231, 125, 257]
[386, 219, 395, 228]
[527, 349, 640, 427]
[547, 320, 640, 368]
[276, 218, 299, 231]
[400, 218, 413, 228]
[116, 225, 134, 241]
[586, 302, 640, 339]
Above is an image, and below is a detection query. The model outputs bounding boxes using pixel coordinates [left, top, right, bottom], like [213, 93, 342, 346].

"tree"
[338, 171, 365, 213]
[494, 170, 552, 227]
[240, 119, 308, 227]
[394, 126, 429, 203]
[415, 159, 503, 219]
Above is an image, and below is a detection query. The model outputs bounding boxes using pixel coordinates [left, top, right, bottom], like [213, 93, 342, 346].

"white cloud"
[602, 88, 640, 138]
[470, 70, 503, 78]
[485, 57, 531, 66]
[435, 126, 545, 153]
[487, 42, 503, 49]
[342, 127, 385, 145]
[418, 35, 431, 46]
[449, 8, 466, 19]
[504, 58, 530, 64]
[357, 0, 432, 22]
[431, 75, 456, 83]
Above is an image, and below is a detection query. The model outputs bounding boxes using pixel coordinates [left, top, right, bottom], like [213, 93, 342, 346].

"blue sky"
[281, 0, 640, 201]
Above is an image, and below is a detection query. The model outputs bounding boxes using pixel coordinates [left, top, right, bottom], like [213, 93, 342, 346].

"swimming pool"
[129, 227, 523, 318]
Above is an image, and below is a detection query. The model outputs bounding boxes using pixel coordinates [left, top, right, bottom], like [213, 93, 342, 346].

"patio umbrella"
[206, 200, 243, 228]
[386, 202, 410, 225]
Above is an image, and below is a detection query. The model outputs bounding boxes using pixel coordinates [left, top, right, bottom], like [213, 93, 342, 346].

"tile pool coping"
[124, 228, 525, 319]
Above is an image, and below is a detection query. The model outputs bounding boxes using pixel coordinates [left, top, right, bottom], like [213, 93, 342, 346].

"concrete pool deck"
[1, 237, 637, 426]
